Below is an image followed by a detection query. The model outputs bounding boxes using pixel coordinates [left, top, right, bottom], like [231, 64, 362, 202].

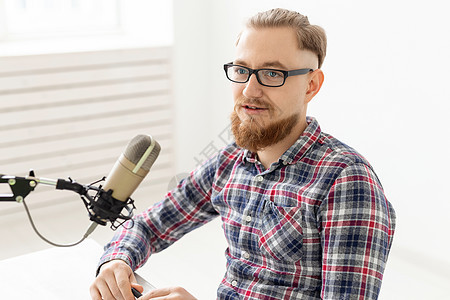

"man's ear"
[305, 69, 324, 103]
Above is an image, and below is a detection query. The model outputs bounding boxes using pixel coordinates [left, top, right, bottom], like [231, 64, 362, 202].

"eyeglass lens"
[227, 66, 284, 86]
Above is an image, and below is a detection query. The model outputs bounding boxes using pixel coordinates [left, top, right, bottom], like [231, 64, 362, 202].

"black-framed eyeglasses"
[224, 62, 314, 87]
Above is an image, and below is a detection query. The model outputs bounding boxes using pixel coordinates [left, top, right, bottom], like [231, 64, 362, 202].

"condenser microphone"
[103, 134, 161, 202]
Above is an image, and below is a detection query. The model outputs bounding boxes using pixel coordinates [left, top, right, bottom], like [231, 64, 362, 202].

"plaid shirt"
[99, 117, 396, 299]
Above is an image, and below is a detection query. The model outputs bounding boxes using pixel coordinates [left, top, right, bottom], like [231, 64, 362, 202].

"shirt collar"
[279, 116, 321, 165]
[239, 116, 321, 166]
[241, 148, 257, 164]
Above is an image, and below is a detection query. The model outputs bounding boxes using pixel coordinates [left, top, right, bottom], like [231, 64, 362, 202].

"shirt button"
[242, 251, 250, 259]
[255, 175, 263, 182]
[245, 215, 252, 223]
[231, 280, 238, 287]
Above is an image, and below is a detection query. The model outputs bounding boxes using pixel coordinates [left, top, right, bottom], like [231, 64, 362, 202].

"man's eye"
[261, 70, 282, 78]
[236, 68, 248, 74]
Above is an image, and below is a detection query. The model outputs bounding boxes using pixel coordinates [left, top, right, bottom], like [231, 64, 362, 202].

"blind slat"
[0, 91, 171, 126]
[0, 126, 173, 165]
[0, 63, 170, 93]
[0, 47, 171, 73]
[0, 99, 172, 144]
[1, 80, 171, 110]
[1, 139, 174, 176]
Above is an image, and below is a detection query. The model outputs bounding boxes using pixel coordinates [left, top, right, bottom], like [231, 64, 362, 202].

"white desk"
[0, 239, 154, 299]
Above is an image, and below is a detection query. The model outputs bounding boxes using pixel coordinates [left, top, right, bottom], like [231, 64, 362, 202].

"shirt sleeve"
[97, 155, 220, 273]
[318, 163, 396, 300]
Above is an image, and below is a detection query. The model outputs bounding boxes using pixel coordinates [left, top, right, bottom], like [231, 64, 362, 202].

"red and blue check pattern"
[99, 117, 395, 299]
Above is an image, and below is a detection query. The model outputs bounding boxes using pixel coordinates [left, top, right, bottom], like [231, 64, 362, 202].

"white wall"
[172, 0, 450, 298]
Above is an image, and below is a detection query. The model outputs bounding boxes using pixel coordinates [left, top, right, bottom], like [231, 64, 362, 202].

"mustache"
[234, 96, 273, 111]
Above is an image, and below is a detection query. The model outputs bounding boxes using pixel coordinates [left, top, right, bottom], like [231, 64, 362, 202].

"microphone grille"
[124, 135, 161, 171]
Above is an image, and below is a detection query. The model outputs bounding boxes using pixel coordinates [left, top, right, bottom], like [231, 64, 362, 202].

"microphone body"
[102, 135, 161, 203]
[102, 154, 148, 202]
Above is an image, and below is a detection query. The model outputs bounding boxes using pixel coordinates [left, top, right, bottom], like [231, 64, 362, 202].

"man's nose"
[243, 73, 263, 99]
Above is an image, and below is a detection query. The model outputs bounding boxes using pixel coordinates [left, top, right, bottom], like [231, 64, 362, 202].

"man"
[90, 8, 395, 300]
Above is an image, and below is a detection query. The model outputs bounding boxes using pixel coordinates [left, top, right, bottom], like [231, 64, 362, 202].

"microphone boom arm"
[0, 170, 136, 230]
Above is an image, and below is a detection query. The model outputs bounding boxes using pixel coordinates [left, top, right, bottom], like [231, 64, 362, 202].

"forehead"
[235, 27, 303, 69]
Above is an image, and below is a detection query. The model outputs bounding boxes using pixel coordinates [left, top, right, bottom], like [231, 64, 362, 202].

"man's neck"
[256, 119, 308, 170]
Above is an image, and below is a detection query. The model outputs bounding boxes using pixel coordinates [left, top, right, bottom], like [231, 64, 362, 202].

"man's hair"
[238, 8, 327, 69]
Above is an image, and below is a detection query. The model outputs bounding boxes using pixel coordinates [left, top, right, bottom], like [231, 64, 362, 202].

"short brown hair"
[238, 8, 327, 69]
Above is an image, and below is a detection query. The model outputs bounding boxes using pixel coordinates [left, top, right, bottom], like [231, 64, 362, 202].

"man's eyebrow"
[233, 60, 289, 70]
[260, 61, 289, 69]
[232, 59, 248, 66]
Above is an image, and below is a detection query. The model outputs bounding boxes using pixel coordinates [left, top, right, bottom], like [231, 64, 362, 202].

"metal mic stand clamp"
[0, 170, 38, 203]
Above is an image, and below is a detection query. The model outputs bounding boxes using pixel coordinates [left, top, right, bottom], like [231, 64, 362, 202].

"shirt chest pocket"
[258, 201, 304, 262]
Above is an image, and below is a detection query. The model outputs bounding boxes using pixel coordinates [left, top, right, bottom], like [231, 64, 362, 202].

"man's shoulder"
[300, 131, 383, 193]
[313, 132, 372, 169]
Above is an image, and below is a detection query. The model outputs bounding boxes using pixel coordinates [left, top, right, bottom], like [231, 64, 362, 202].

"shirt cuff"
[95, 249, 135, 277]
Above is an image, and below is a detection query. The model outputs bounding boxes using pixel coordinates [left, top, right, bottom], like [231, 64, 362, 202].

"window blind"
[0, 47, 174, 215]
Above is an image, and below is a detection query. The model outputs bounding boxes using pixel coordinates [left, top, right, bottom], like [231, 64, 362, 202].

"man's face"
[230, 26, 319, 152]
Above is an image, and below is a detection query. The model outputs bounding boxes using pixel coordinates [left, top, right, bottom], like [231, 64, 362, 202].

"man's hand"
[90, 259, 144, 300]
[140, 287, 197, 300]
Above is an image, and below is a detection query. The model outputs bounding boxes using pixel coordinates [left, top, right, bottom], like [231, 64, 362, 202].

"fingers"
[141, 287, 171, 299]
[131, 282, 144, 294]
[141, 286, 197, 300]
[90, 279, 115, 300]
[114, 273, 134, 299]
[89, 259, 139, 300]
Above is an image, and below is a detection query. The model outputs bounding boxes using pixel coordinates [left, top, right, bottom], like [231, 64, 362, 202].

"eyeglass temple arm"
[286, 68, 314, 76]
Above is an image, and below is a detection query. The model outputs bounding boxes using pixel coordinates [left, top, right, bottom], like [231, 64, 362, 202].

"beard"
[230, 96, 300, 153]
